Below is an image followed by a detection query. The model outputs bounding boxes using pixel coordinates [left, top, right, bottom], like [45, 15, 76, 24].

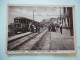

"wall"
[0, 0, 80, 60]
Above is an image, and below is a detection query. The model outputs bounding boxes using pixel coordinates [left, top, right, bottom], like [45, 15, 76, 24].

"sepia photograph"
[7, 5, 76, 54]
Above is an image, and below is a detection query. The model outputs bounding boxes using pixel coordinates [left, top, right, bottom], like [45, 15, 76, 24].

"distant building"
[50, 18, 57, 25]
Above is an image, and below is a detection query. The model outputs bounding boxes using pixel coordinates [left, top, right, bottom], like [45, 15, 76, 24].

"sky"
[8, 6, 64, 24]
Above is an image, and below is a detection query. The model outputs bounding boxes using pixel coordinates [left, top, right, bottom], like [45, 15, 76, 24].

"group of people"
[28, 22, 41, 33]
[27, 22, 63, 34]
[48, 23, 63, 34]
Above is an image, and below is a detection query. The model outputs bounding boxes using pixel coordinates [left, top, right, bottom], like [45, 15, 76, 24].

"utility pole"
[69, 7, 73, 36]
[33, 10, 35, 20]
[60, 7, 61, 22]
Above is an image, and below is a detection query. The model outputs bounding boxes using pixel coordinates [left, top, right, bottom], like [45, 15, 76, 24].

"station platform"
[8, 32, 32, 42]
[8, 27, 47, 42]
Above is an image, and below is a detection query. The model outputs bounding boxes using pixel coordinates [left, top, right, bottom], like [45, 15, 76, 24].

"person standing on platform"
[32, 24, 36, 33]
[60, 23, 63, 34]
[28, 22, 32, 32]
[48, 25, 52, 32]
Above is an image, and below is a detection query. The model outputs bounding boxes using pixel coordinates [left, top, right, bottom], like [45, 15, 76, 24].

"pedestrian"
[28, 22, 32, 32]
[60, 23, 63, 34]
[37, 26, 40, 33]
[28, 22, 34, 32]
[48, 25, 51, 32]
[32, 24, 36, 32]
[31, 24, 34, 32]
[56, 24, 59, 32]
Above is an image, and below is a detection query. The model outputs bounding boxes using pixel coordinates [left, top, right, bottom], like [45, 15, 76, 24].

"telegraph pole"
[33, 10, 35, 20]
[60, 7, 61, 22]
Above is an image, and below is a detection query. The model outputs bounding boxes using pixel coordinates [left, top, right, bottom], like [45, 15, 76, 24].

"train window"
[19, 20, 22, 23]
[14, 20, 18, 22]
[23, 20, 26, 23]
[16, 20, 18, 21]
[15, 19, 28, 23]
[20, 19, 26, 23]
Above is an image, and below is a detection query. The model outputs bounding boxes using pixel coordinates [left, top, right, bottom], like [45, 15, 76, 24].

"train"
[8, 17, 43, 35]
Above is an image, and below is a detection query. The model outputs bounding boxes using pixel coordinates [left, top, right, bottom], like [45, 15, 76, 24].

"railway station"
[7, 6, 74, 51]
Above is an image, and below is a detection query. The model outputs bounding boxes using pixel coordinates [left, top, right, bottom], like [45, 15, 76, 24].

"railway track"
[8, 32, 32, 43]
[8, 28, 48, 50]
[15, 29, 48, 50]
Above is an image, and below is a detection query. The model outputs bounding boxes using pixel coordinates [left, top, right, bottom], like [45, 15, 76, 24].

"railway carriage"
[14, 17, 42, 34]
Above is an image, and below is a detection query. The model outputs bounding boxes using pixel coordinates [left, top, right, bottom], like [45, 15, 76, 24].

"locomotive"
[13, 17, 42, 34]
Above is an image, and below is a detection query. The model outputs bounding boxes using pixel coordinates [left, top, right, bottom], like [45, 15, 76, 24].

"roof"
[14, 17, 39, 23]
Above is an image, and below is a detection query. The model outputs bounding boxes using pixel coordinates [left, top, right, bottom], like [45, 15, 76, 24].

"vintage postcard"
[6, 4, 76, 54]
